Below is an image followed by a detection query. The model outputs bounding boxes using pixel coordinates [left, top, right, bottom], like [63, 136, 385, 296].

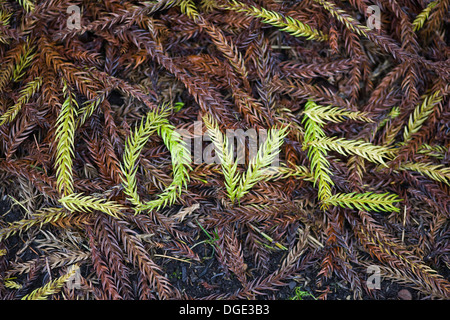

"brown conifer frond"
[351, 211, 450, 298]
[109, 217, 176, 299]
[93, 215, 134, 299]
[86, 225, 122, 300]
[216, 224, 248, 286]
[195, 15, 251, 92]
[38, 37, 100, 100]
[279, 58, 354, 79]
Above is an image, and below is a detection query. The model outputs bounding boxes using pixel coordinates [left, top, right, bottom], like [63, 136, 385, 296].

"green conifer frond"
[55, 82, 78, 196]
[21, 264, 79, 300]
[200, 0, 219, 12]
[121, 106, 190, 213]
[323, 192, 401, 213]
[235, 125, 289, 202]
[4, 280, 22, 289]
[376, 106, 400, 133]
[139, 121, 191, 211]
[302, 103, 373, 125]
[203, 114, 240, 202]
[312, 0, 370, 37]
[307, 144, 334, 207]
[261, 164, 313, 182]
[59, 193, 126, 218]
[0, 43, 27, 91]
[203, 114, 289, 203]
[0, 9, 12, 26]
[76, 95, 103, 128]
[12, 42, 36, 82]
[416, 144, 446, 159]
[0, 207, 66, 242]
[302, 101, 334, 207]
[302, 101, 328, 141]
[179, 0, 199, 19]
[0, 77, 41, 126]
[222, 0, 328, 41]
[399, 162, 450, 186]
[15, 0, 35, 13]
[301, 100, 401, 211]
[403, 90, 443, 143]
[310, 136, 393, 166]
[121, 109, 169, 208]
[413, 0, 439, 31]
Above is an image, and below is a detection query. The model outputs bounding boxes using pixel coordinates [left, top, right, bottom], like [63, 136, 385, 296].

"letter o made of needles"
[121, 108, 191, 214]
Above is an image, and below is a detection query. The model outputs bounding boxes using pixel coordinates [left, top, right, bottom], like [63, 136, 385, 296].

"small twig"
[45, 257, 52, 283]
[154, 254, 192, 264]
[401, 206, 407, 244]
